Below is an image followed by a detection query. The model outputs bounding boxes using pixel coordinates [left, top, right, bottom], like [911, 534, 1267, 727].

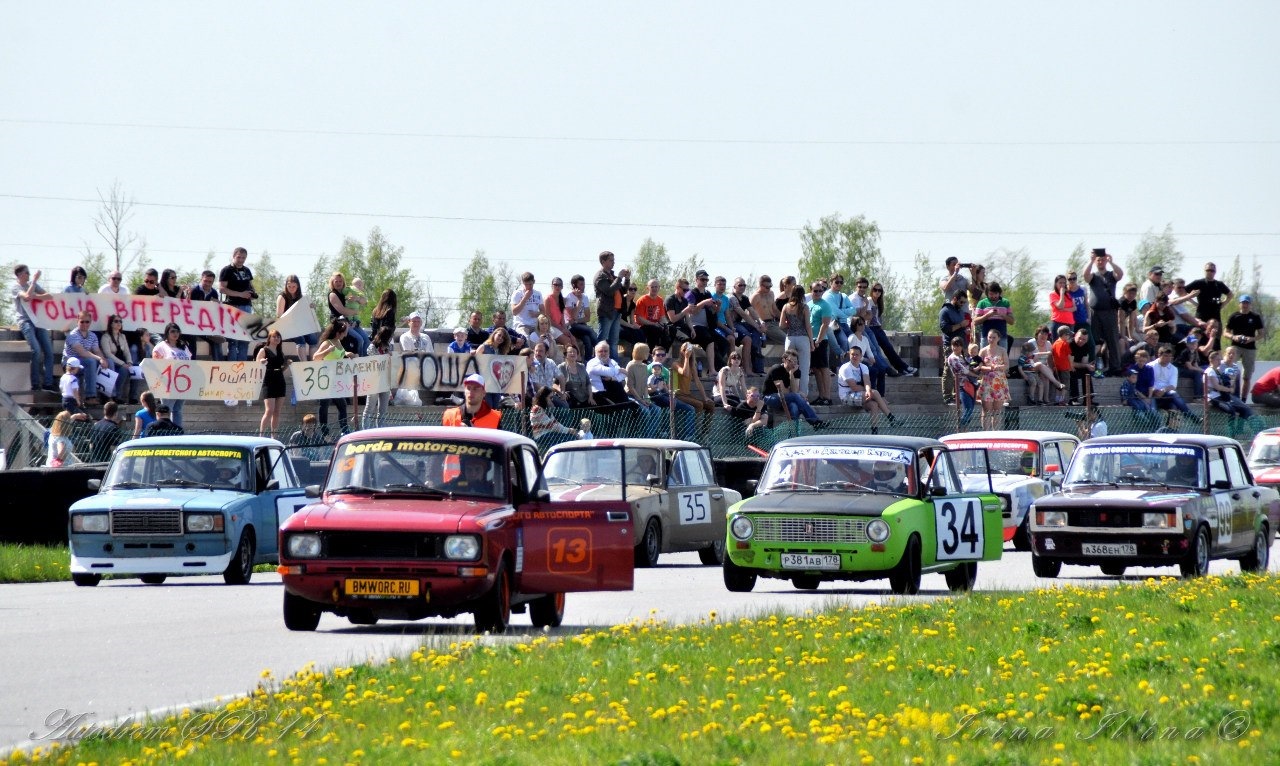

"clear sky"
[3, 1, 1277, 315]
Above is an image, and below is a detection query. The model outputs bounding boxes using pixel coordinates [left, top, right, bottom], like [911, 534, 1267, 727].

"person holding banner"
[11, 264, 56, 393]
[99, 315, 134, 404]
[220, 247, 257, 361]
[190, 270, 225, 361]
[277, 275, 318, 362]
[152, 322, 193, 427]
[326, 272, 369, 357]
[443, 373, 501, 429]
[314, 319, 356, 436]
[256, 329, 290, 437]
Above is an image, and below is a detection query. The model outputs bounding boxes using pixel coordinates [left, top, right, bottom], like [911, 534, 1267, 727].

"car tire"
[139, 574, 167, 585]
[283, 591, 322, 632]
[723, 558, 757, 593]
[223, 529, 256, 585]
[791, 575, 821, 591]
[1031, 555, 1061, 579]
[1239, 522, 1270, 573]
[697, 538, 725, 566]
[529, 592, 566, 629]
[474, 566, 511, 634]
[1099, 563, 1126, 577]
[1180, 526, 1211, 578]
[888, 535, 922, 595]
[72, 573, 101, 587]
[944, 561, 977, 592]
[634, 518, 661, 568]
[1012, 517, 1031, 552]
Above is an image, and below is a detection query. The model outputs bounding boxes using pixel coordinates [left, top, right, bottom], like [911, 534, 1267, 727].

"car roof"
[941, 430, 1080, 444]
[335, 425, 535, 449]
[120, 435, 285, 450]
[1083, 433, 1242, 449]
[775, 434, 946, 451]
[547, 438, 704, 451]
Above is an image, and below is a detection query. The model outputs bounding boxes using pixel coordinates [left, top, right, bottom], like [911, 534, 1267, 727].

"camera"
[959, 262, 975, 269]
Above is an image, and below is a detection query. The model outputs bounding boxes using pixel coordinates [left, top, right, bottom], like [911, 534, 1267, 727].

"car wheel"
[529, 592, 566, 628]
[944, 561, 978, 592]
[634, 518, 661, 568]
[1031, 555, 1061, 579]
[723, 558, 757, 593]
[72, 573, 101, 587]
[1012, 516, 1031, 552]
[697, 538, 725, 566]
[1180, 526, 1211, 578]
[888, 535, 922, 595]
[139, 574, 167, 585]
[283, 591, 322, 632]
[223, 529, 256, 585]
[791, 575, 821, 591]
[1099, 563, 1126, 577]
[1239, 522, 1270, 573]
[474, 566, 511, 634]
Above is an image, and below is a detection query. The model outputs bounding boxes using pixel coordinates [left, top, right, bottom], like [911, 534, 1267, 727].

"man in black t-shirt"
[1082, 248, 1124, 374]
[1184, 262, 1232, 324]
[1225, 295, 1265, 400]
[219, 247, 256, 362]
[762, 351, 822, 427]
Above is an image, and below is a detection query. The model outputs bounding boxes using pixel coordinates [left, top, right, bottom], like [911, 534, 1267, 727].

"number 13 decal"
[678, 491, 711, 525]
[934, 497, 984, 560]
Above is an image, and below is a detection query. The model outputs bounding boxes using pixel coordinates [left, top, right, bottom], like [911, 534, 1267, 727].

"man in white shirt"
[1147, 344, 1190, 414]
[399, 312, 434, 354]
[98, 270, 129, 296]
[509, 271, 544, 337]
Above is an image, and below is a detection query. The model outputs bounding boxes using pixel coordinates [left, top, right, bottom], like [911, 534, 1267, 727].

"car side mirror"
[647, 474, 660, 487]
[747, 479, 759, 489]
[87, 478, 101, 491]
[304, 484, 321, 498]
[264, 479, 280, 492]
[931, 486, 947, 497]
[534, 488, 550, 503]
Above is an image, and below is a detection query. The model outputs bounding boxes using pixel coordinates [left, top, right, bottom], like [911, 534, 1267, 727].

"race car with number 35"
[722, 435, 1003, 595]
[544, 439, 741, 567]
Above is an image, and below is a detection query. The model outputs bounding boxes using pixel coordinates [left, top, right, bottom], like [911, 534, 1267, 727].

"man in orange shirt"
[1050, 326, 1074, 405]
[634, 279, 670, 350]
[442, 374, 502, 429]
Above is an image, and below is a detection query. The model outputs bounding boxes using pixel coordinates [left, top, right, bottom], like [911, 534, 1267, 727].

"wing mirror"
[87, 478, 101, 491]
[304, 484, 321, 498]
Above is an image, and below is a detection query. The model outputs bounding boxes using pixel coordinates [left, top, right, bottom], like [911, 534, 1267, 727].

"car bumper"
[726, 542, 904, 580]
[280, 562, 495, 618]
[70, 551, 235, 575]
[1031, 531, 1192, 566]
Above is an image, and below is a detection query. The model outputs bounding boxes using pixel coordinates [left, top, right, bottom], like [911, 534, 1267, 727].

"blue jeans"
[229, 305, 254, 361]
[1178, 366, 1203, 398]
[1153, 392, 1190, 414]
[651, 392, 696, 439]
[869, 325, 911, 373]
[570, 323, 598, 353]
[70, 355, 101, 400]
[860, 333, 891, 395]
[765, 392, 819, 423]
[318, 397, 349, 435]
[958, 390, 975, 425]
[347, 324, 370, 356]
[164, 398, 185, 428]
[829, 323, 850, 356]
[20, 321, 55, 388]
[597, 314, 621, 362]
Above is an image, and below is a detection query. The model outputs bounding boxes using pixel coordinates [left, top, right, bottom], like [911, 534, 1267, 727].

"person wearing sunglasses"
[63, 312, 109, 406]
[134, 268, 161, 296]
[98, 270, 128, 297]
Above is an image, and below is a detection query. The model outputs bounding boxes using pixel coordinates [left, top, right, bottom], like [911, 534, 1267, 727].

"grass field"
[9, 575, 1278, 766]
[0, 544, 69, 584]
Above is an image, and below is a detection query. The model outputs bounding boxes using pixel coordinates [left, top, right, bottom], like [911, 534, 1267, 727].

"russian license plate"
[344, 578, 420, 598]
[780, 553, 841, 570]
[1082, 542, 1136, 557]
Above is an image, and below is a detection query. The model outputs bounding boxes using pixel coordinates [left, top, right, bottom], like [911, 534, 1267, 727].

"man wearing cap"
[1225, 295, 1265, 400]
[443, 373, 501, 428]
[60, 356, 86, 414]
[1138, 265, 1164, 307]
[1082, 248, 1125, 375]
[447, 327, 472, 353]
[1184, 262, 1232, 324]
[1175, 333, 1208, 399]
[99, 271, 129, 297]
[399, 311, 434, 354]
[142, 404, 185, 437]
[593, 250, 630, 363]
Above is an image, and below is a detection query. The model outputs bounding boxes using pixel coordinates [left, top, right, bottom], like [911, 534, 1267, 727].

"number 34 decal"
[933, 497, 985, 561]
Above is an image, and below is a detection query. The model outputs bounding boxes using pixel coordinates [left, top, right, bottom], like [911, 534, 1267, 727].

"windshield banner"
[773, 445, 912, 464]
[22, 294, 258, 341]
[1085, 445, 1198, 457]
[139, 359, 266, 401]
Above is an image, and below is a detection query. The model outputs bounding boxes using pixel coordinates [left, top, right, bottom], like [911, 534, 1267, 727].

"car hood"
[549, 483, 664, 503]
[70, 489, 245, 513]
[285, 496, 507, 533]
[1251, 465, 1280, 485]
[734, 491, 904, 516]
[1034, 487, 1200, 510]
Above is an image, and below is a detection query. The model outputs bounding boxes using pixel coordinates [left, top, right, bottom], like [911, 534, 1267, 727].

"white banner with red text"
[139, 359, 266, 401]
[23, 294, 259, 341]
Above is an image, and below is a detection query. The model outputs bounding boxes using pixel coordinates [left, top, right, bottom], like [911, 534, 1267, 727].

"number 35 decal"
[933, 497, 984, 561]
[678, 491, 711, 525]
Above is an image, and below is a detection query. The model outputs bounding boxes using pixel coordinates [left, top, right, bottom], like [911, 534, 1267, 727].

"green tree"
[984, 247, 1048, 337]
[669, 253, 706, 286]
[798, 214, 887, 288]
[457, 249, 500, 324]
[305, 228, 422, 329]
[1063, 243, 1087, 280]
[251, 251, 284, 319]
[900, 252, 942, 333]
[77, 247, 109, 293]
[493, 261, 518, 318]
[630, 238, 672, 291]
[1127, 225, 1183, 280]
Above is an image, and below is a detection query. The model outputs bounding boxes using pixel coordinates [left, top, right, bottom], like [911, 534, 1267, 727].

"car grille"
[110, 509, 183, 536]
[323, 532, 447, 559]
[1067, 508, 1140, 527]
[751, 516, 868, 544]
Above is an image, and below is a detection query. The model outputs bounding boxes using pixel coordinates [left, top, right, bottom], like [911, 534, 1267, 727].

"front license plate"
[344, 578, 420, 598]
[780, 553, 841, 570]
[1082, 542, 1136, 557]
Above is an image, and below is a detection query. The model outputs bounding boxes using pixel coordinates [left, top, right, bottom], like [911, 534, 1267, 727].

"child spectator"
[946, 337, 980, 425]
[447, 327, 472, 353]
[577, 418, 594, 440]
[1120, 363, 1159, 426]
[1051, 326, 1073, 405]
[60, 357, 85, 415]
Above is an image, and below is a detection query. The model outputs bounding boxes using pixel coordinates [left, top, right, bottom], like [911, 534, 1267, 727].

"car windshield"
[324, 437, 505, 500]
[1065, 444, 1205, 489]
[948, 440, 1039, 476]
[759, 444, 915, 495]
[103, 445, 251, 492]
[544, 446, 662, 491]
[1248, 439, 1280, 466]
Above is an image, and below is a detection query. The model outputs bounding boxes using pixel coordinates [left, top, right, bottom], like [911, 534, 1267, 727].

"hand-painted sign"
[139, 359, 266, 401]
[24, 294, 259, 341]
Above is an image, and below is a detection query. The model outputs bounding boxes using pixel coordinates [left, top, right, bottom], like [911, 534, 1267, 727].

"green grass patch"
[0, 543, 70, 583]
[11, 575, 1279, 765]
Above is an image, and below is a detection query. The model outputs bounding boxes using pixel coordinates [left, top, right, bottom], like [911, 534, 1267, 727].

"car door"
[1205, 447, 1236, 553]
[256, 446, 309, 558]
[1042, 442, 1066, 490]
[515, 445, 634, 593]
[665, 448, 723, 547]
[1222, 445, 1259, 555]
[926, 448, 1003, 564]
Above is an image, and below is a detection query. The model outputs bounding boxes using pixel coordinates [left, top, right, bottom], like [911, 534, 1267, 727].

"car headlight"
[1037, 511, 1067, 528]
[999, 495, 1011, 514]
[185, 513, 224, 533]
[729, 515, 754, 541]
[444, 535, 481, 561]
[866, 518, 890, 543]
[1143, 512, 1176, 529]
[286, 533, 323, 558]
[72, 514, 109, 533]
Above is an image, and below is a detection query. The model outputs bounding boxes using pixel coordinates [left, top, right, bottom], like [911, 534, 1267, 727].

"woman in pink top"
[1048, 274, 1075, 336]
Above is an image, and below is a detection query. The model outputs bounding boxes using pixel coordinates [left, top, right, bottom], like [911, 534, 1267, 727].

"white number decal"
[934, 497, 985, 561]
[678, 491, 711, 525]
[1214, 494, 1233, 545]
[276, 496, 310, 529]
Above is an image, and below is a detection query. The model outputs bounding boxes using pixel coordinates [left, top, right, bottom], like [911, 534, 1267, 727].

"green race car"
[724, 435, 1003, 594]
